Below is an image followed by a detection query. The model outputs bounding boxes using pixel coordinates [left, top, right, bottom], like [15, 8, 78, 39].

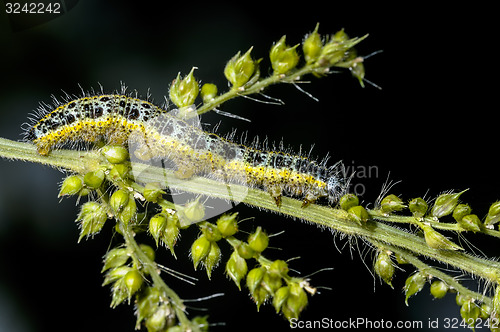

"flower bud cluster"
[169, 67, 199, 109]
[224, 48, 260, 89]
[148, 211, 180, 257]
[135, 287, 177, 331]
[102, 245, 153, 308]
[189, 213, 239, 279]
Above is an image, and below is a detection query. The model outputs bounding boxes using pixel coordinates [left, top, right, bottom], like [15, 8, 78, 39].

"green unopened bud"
[270, 36, 300, 75]
[101, 145, 129, 164]
[84, 169, 105, 189]
[262, 270, 282, 294]
[350, 60, 365, 87]
[430, 280, 448, 299]
[103, 265, 131, 286]
[458, 214, 482, 233]
[339, 193, 359, 211]
[409, 197, 428, 219]
[485, 201, 500, 227]
[452, 204, 472, 222]
[456, 292, 470, 307]
[119, 195, 137, 223]
[77, 202, 107, 242]
[380, 194, 406, 213]
[143, 182, 165, 203]
[404, 272, 427, 305]
[246, 267, 266, 294]
[108, 163, 129, 181]
[224, 48, 256, 89]
[181, 198, 205, 224]
[123, 269, 143, 298]
[460, 300, 480, 328]
[269, 260, 289, 278]
[422, 224, 463, 250]
[479, 303, 491, 320]
[145, 303, 171, 332]
[204, 242, 221, 279]
[149, 213, 167, 246]
[347, 205, 370, 224]
[201, 222, 222, 242]
[283, 282, 308, 320]
[226, 250, 248, 290]
[169, 67, 199, 108]
[236, 241, 255, 259]
[200, 83, 218, 103]
[374, 251, 395, 288]
[216, 212, 239, 237]
[135, 287, 161, 329]
[431, 190, 467, 219]
[162, 213, 180, 257]
[102, 247, 130, 272]
[191, 235, 211, 270]
[110, 189, 130, 214]
[248, 226, 269, 253]
[140, 244, 155, 262]
[303, 24, 323, 64]
[58, 175, 83, 197]
[273, 286, 290, 313]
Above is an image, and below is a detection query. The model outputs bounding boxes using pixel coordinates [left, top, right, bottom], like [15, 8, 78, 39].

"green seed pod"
[270, 36, 300, 75]
[107, 163, 130, 181]
[58, 174, 84, 197]
[169, 67, 199, 108]
[140, 244, 155, 262]
[251, 285, 270, 311]
[430, 280, 448, 299]
[191, 235, 211, 270]
[431, 190, 467, 218]
[143, 182, 165, 203]
[204, 242, 221, 279]
[200, 83, 218, 103]
[452, 204, 472, 222]
[485, 201, 500, 227]
[103, 265, 132, 286]
[123, 269, 143, 298]
[273, 286, 290, 313]
[216, 213, 239, 238]
[135, 287, 161, 328]
[182, 198, 206, 224]
[149, 213, 167, 247]
[119, 195, 137, 223]
[201, 222, 222, 242]
[380, 194, 406, 213]
[102, 247, 130, 272]
[456, 292, 470, 306]
[84, 169, 105, 189]
[262, 271, 283, 294]
[269, 260, 289, 278]
[347, 205, 370, 224]
[350, 61, 365, 87]
[458, 214, 482, 232]
[162, 213, 180, 257]
[246, 267, 266, 294]
[248, 226, 269, 253]
[421, 224, 463, 250]
[374, 251, 395, 288]
[303, 23, 323, 64]
[284, 282, 308, 320]
[404, 272, 427, 305]
[110, 189, 130, 214]
[225, 250, 248, 290]
[101, 145, 129, 164]
[236, 241, 255, 260]
[77, 201, 108, 242]
[145, 303, 171, 332]
[409, 197, 428, 219]
[479, 303, 491, 320]
[339, 193, 359, 211]
[460, 300, 480, 328]
[224, 47, 256, 89]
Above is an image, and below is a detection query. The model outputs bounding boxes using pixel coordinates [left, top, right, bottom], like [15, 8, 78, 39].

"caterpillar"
[24, 93, 346, 207]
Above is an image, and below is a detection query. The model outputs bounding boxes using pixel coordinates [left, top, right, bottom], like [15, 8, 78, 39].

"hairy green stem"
[2, 138, 499, 291]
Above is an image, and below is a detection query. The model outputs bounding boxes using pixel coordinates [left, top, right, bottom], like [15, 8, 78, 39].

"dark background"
[0, 1, 498, 331]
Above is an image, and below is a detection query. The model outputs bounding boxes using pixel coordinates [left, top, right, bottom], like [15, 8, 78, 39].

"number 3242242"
[5, 2, 61, 14]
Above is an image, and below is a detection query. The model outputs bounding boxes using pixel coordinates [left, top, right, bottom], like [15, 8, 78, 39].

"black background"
[0, 1, 498, 331]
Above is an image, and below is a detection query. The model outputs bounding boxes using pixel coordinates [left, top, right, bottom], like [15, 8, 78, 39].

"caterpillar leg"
[267, 185, 283, 207]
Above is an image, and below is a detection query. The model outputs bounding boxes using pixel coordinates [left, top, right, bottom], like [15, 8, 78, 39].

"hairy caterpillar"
[24, 93, 346, 207]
